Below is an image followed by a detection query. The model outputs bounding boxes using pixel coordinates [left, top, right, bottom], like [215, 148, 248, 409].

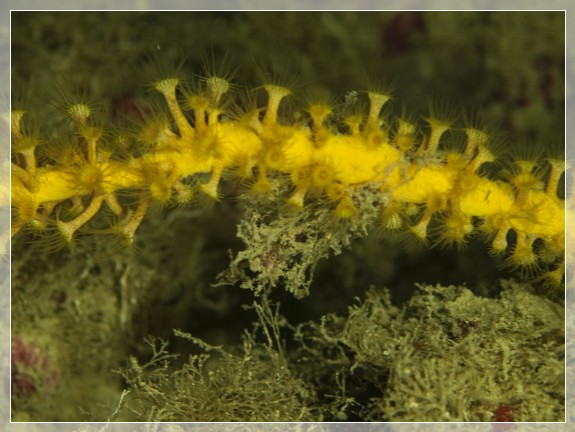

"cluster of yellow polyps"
[10, 73, 565, 286]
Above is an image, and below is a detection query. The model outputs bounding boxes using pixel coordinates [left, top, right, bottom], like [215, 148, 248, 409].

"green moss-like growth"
[219, 174, 385, 299]
[119, 330, 318, 422]
[110, 279, 564, 422]
[316, 281, 564, 421]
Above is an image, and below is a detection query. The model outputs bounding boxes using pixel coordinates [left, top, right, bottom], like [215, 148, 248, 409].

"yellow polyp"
[66, 103, 91, 127]
[138, 113, 172, 147]
[57, 195, 105, 243]
[546, 159, 565, 197]
[235, 159, 255, 179]
[186, 94, 209, 127]
[366, 92, 390, 131]
[156, 78, 194, 139]
[507, 232, 538, 269]
[248, 166, 271, 193]
[445, 152, 469, 170]
[311, 163, 333, 188]
[205, 76, 230, 107]
[439, 213, 473, 248]
[207, 108, 223, 126]
[542, 262, 565, 288]
[13, 131, 40, 155]
[79, 126, 103, 160]
[252, 178, 273, 194]
[105, 193, 124, 216]
[394, 119, 416, 153]
[537, 238, 562, 264]
[171, 181, 193, 205]
[243, 110, 264, 135]
[410, 212, 432, 241]
[424, 118, 450, 154]
[425, 191, 446, 213]
[343, 113, 363, 136]
[454, 169, 480, 194]
[13, 191, 38, 224]
[149, 176, 173, 203]
[68, 196, 85, 217]
[464, 128, 489, 157]
[290, 167, 311, 188]
[263, 85, 291, 127]
[364, 129, 389, 149]
[154, 77, 179, 94]
[511, 171, 544, 192]
[490, 224, 510, 255]
[326, 182, 345, 202]
[201, 164, 224, 200]
[119, 196, 149, 245]
[335, 195, 357, 218]
[381, 203, 403, 230]
[288, 184, 308, 209]
[308, 103, 332, 130]
[264, 147, 285, 171]
[515, 159, 538, 173]
[11, 110, 25, 139]
[77, 164, 104, 193]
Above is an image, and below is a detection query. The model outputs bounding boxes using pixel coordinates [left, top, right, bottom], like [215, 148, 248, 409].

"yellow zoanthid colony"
[8, 11, 565, 423]
[10, 67, 565, 287]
